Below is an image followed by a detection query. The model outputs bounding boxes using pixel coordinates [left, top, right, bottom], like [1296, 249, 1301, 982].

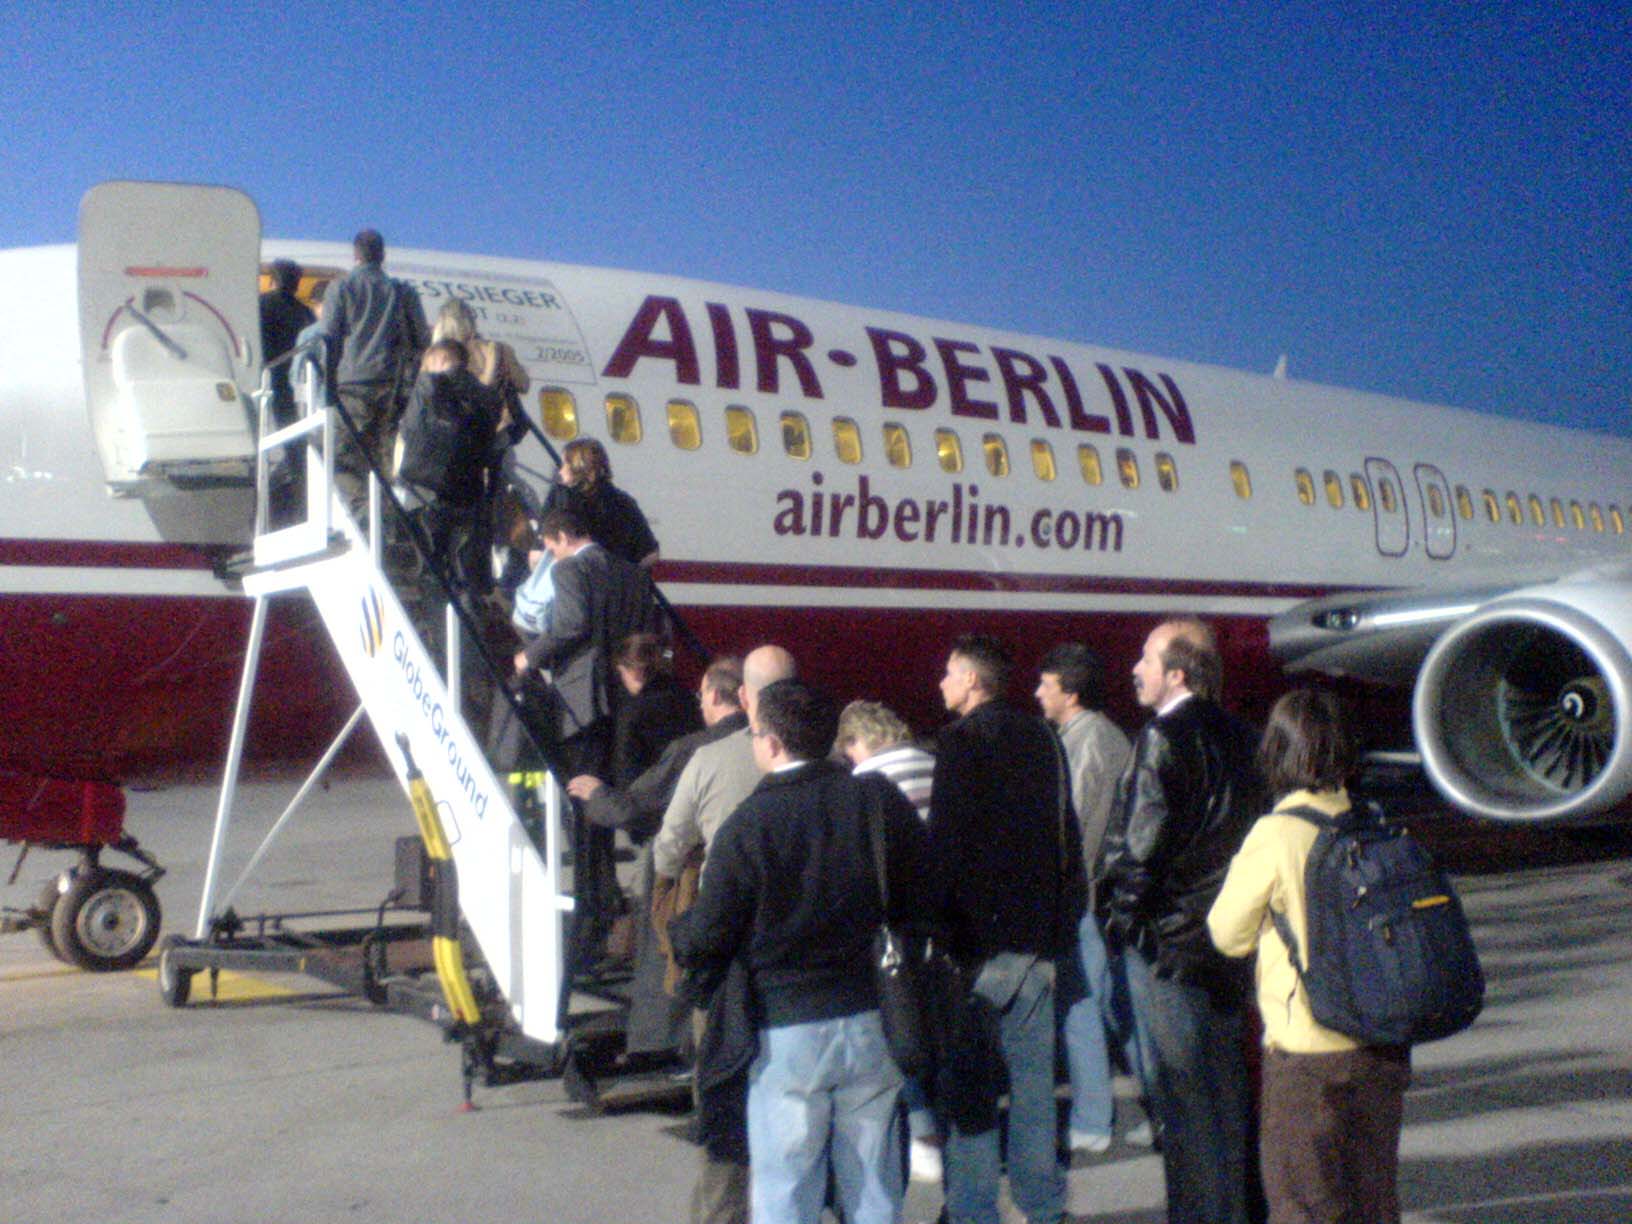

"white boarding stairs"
[209, 359, 573, 1048]
[76, 180, 570, 1048]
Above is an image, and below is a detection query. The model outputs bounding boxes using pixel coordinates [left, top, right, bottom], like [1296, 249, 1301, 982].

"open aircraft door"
[77, 181, 262, 496]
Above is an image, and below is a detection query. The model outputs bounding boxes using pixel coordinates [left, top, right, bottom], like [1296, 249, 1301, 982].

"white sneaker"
[1124, 1119, 1156, 1147]
[1069, 1128, 1113, 1153]
[908, 1137, 944, 1182]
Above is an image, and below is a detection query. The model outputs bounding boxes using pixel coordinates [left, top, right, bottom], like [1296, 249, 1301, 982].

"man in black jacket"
[674, 679, 930, 1224]
[1095, 618, 1262, 1224]
[258, 259, 314, 431]
[930, 633, 1085, 1224]
[565, 656, 744, 1058]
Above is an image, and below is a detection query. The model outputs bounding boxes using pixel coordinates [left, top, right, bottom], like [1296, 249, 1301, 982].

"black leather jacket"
[1094, 696, 1261, 998]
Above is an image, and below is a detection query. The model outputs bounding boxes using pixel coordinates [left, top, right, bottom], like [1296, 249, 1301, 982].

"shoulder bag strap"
[863, 777, 889, 917]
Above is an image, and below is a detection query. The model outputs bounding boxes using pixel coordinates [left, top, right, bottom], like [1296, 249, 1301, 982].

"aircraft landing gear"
[4, 837, 167, 972]
[46, 863, 163, 972]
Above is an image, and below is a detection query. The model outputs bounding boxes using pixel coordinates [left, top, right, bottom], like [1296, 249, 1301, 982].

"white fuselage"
[2, 239, 1629, 781]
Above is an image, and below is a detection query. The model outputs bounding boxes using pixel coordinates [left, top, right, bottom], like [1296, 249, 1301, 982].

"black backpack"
[1270, 801, 1484, 1047]
[396, 372, 489, 503]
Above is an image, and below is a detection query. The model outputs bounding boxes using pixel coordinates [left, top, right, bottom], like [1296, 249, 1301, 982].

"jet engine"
[1413, 582, 1632, 823]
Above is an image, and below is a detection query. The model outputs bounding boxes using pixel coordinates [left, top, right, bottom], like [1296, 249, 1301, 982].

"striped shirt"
[854, 743, 935, 821]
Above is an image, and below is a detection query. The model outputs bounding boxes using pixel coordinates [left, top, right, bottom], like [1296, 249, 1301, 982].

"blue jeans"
[1063, 912, 1150, 1135]
[746, 1010, 904, 1224]
[1124, 947, 1252, 1224]
[944, 958, 1065, 1224]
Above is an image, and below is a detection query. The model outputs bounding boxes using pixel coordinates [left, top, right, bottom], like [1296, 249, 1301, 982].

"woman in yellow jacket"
[1207, 690, 1411, 1224]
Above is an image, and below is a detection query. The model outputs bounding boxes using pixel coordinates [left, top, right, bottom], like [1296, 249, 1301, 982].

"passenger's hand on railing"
[513, 650, 529, 676]
[566, 775, 604, 800]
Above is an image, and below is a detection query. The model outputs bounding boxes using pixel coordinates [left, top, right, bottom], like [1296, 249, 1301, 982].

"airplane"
[3, 181, 1631, 969]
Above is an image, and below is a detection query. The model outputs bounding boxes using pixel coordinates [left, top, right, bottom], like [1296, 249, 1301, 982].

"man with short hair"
[930, 633, 1085, 1224]
[1095, 618, 1262, 1224]
[319, 228, 429, 513]
[567, 656, 745, 840]
[258, 259, 314, 430]
[512, 507, 655, 774]
[564, 656, 745, 1059]
[1035, 642, 1143, 1154]
[674, 678, 930, 1224]
[509, 507, 655, 983]
[652, 645, 795, 883]
[652, 643, 796, 1224]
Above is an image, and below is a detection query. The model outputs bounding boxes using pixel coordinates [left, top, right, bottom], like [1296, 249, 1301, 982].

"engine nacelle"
[1413, 582, 1632, 823]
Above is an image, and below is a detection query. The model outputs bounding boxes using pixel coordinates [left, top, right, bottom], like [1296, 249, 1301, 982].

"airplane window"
[1505, 492, 1522, 524]
[539, 388, 579, 440]
[833, 417, 863, 465]
[1481, 489, 1500, 522]
[1377, 479, 1397, 515]
[1230, 461, 1252, 500]
[1527, 494, 1544, 527]
[982, 434, 1010, 477]
[883, 423, 912, 468]
[1570, 500, 1586, 530]
[1079, 445, 1104, 486]
[1455, 485, 1474, 520]
[1323, 470, 1343, 509]
[1117, 448, 1140, 490]
[605, 393, 642, 444]
[936, 428, 964, 474]
[1031, 440, 1057, 482]
[1155, 452, 1179, 493]
[667, 400, 702, 451]
[1610, 506, 1625, 535]
[1549, 498, 1565, 529]
[1427, 484, 1446, 519]
[780, 411, 812, 460]
[725, 406, 758, 455]
[1350, 473, 1372, 512]
[1295, 468, 1315, 507]
[1589, 503, 1605, 533]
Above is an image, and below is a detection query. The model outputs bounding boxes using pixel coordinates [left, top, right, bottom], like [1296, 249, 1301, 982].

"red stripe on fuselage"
[0, 538, 219, 570]
[657, 558, 1350, 601]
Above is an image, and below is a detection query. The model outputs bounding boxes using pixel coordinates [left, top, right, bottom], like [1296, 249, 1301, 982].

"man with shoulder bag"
[672, 679, 931, 1224]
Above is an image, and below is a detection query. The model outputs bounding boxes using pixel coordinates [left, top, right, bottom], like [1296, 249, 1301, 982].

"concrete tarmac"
[2, 779, 1631, 1223]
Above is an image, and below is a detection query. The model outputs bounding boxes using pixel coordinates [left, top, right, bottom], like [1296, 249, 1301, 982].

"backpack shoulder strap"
[1275, 803, 1340, 829]
[1264, 803, 1344, 981]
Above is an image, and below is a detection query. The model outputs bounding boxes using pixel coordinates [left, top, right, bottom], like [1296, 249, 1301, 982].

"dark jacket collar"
[754, 757, 843, 791]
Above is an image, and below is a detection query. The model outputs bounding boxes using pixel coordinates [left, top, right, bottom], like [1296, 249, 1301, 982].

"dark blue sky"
[6, 2, 1627, 433]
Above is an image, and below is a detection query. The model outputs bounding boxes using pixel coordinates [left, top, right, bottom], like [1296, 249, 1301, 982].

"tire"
[35, 877, 67, 962]
[157, 936, 194, 1007]
[49, 868, 162, 972]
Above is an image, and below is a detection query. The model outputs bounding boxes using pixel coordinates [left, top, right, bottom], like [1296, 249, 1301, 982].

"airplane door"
[1364, 457, 1409, 558]
[78, 181, 262, 493]
[1414, 463, 1457, 560]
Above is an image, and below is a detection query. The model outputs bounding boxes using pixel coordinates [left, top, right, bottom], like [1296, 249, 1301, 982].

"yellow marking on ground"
[134, 966, 299, 1002]
[0, 963, 88, 983]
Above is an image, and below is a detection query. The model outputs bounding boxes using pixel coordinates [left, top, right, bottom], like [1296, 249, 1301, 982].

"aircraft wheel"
[49, 867, 162, 972]
[35, 877, 68, 962]
[157, 937, 194, 1007]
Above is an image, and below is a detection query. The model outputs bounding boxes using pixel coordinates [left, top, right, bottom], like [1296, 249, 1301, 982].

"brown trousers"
[1259, 1044, 1411, 1224]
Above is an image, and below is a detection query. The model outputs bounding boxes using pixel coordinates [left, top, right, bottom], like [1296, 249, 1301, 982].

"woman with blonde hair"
[430, 299, 530, 397]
